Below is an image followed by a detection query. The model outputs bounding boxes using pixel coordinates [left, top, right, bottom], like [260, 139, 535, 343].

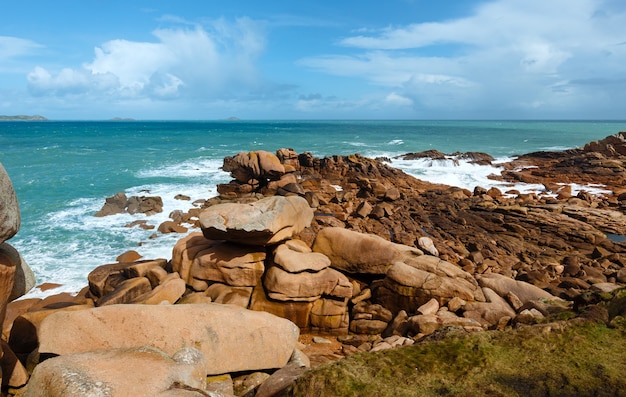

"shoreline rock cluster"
[2, 132, 626, 395]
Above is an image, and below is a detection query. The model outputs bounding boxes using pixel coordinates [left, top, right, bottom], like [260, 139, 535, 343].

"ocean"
[1, 120, 625, 297]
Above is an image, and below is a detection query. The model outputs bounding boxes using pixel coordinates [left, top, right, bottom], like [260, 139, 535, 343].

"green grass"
[287, 322, 626, 397]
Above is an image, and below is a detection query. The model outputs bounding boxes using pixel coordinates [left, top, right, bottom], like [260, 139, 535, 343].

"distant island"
[0, 115, 48, 121]
[109, 117, 136, 121]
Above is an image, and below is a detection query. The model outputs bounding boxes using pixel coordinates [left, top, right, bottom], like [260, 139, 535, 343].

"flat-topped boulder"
[36, 303, 299, 375]
[199, 196, 314, 246]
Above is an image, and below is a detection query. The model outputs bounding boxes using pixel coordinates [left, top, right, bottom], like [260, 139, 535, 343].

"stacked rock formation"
[171, 195, 355, 334]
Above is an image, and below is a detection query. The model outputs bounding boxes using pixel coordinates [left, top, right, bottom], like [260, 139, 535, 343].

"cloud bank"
[301, 0, 626, 118]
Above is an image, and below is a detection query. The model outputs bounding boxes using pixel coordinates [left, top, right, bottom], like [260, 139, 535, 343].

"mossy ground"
[287, 322, 626, 397]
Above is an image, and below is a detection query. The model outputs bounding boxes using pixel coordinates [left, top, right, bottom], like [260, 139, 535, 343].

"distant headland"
[0, 115, 48, 121]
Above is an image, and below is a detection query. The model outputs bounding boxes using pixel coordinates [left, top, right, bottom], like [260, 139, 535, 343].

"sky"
[1, 0, 625, 120]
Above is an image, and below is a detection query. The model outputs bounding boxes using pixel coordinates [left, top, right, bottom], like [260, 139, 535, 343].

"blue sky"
[1, 0, 625, 120]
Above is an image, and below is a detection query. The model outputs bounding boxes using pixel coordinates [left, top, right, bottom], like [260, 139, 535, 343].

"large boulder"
[222, 150, 286, 183]
[24, 346, 208, 397]
[199, 196, 314, 246]
[476, 273, 561, 305]
[0, 163, 20, 244]
[36, 303, 300, 375]
[312, 227, 423, 274]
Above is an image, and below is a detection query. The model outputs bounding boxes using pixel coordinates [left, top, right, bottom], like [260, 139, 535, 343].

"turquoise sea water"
[1, 120, 625, 295]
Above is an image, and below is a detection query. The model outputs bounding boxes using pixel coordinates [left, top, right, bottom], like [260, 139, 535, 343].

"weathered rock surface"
[24, 346, 208, 397]
[200, 196, 314, 246]
[36, 304, 300, 375]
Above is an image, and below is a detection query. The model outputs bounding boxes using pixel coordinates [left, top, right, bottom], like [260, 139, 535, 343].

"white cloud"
[303, 0, 626, 117]
[27, 17, 266, 100]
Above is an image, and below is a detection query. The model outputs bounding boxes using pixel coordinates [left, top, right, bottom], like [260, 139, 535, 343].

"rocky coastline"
[1, 132, 626, 396]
